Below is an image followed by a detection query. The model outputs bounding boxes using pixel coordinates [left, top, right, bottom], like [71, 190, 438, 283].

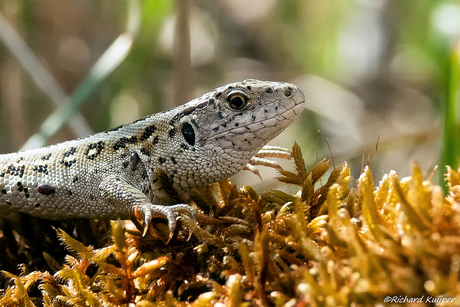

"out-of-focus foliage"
[2, 143, 460, 306]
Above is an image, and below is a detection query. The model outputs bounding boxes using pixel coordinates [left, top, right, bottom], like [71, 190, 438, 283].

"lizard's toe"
[165, 204, 197, 242]
[134, 203, 197, 242]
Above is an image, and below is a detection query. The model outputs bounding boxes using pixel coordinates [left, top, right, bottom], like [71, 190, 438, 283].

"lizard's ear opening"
[181, 122, 195, 146]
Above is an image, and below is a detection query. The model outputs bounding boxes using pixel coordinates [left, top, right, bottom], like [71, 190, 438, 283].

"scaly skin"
[0, 79, 305, 238]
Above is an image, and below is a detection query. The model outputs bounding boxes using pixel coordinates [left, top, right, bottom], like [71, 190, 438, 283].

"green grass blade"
[20, 0, 141, 150]
[0, 13, 93, 139]
[441, 44, 460, 192]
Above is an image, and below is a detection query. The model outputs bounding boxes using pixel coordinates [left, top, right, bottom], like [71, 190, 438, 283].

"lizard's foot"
[99, 176, 197, 243]
[134, 203, 197, 242]
[244, 145, 293, 177]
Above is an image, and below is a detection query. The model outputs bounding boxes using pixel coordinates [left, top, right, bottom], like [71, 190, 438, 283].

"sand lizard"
[0, 79, 305, 239]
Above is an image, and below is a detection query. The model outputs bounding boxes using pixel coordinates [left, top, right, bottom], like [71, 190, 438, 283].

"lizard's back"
[0, 128, 146, 219]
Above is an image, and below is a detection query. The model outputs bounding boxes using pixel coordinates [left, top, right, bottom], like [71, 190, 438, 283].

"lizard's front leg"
[98, 175, 197, 241]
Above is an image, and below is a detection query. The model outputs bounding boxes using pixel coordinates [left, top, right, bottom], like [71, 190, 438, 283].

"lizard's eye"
[227, 92, 248, 110]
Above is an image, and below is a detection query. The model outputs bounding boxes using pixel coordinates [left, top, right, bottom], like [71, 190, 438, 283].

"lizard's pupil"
[181, 122, 195, 146]
[227, 92, 247, 109]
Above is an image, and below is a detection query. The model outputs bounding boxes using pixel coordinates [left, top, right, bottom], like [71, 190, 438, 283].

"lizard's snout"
[279, 82, 305, 115]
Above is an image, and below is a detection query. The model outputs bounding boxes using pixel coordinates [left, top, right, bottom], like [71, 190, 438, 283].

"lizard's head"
[178, 79, 305, 154]
[157, 79, 305, 188]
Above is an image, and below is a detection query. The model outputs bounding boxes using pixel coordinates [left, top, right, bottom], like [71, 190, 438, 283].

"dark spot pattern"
[113, 136, 138, 150]
[265, 88, 273, 93]
[1, 190, 6, 194]
[17, 182, 23, 192]
[169, 128, 177, 138]
[6, 165, 25, 177]
[140, 124, 156, 141]
[72, 176, 79, 183]
[170, 157, 177, 164]
[35, 203, 40, 208]
[153, 136, 159, 144]
[33, 165, 49, 175]
[159, 157, 166, 164]
[85, 141, 104, 160]
[41, 153, 52, 160]
[24, 188, 29, 198]
[181, 143, 189, 150]
[63, 147, 77, 157]
[140, 147, 151, 156]
[217, 112, 224, 119]
[60, 159, 76, 167]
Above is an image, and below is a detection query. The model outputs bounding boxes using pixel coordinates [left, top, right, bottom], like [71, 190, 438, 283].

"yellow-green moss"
[2, 143, 460, 306]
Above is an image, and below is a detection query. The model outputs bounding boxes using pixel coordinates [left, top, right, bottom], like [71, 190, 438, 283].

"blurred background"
[0, 0, 459, 190]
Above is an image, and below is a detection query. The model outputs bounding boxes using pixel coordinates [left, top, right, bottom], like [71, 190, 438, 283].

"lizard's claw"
[243, 163, 262, 180]
[134, 204, 197, 242]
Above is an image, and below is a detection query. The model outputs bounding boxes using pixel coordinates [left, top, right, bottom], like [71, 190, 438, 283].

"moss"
[1, 143, 460, 306]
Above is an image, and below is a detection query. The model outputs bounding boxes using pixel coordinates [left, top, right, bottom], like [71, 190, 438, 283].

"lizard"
[0, 79, 305, 240]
